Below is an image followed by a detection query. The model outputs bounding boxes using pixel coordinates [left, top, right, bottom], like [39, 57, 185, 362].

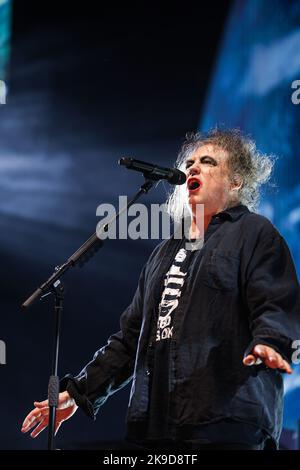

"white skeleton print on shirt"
[156, 248, 189, 342]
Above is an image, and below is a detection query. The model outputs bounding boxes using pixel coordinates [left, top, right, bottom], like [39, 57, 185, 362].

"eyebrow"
[185, 155, 218, 167]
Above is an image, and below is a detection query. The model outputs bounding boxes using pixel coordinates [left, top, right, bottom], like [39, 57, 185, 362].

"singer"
[21, 129, 300, 450]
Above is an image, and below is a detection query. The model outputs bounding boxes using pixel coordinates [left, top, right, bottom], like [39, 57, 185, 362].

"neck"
[189, 212, 213, 239]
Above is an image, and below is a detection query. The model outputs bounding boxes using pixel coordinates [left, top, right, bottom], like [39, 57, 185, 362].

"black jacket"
[62, 204, 300, 447]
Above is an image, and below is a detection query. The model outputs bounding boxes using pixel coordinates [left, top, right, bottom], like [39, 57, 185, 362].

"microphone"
[119, 157, 186, 185]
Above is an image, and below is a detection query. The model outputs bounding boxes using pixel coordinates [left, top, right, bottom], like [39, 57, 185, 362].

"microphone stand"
[22, 176, 154, 450]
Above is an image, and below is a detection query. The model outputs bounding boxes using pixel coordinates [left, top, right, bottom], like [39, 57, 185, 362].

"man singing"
[21, 129, 300, 450]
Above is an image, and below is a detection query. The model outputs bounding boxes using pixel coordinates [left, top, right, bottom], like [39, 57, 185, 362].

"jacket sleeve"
[243, 226, 300, 364]
[60, 263, 147, 419]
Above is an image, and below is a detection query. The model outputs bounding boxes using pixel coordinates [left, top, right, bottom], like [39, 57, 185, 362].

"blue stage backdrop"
[200, 0, 300, 448]
[0, 0, 11, 102]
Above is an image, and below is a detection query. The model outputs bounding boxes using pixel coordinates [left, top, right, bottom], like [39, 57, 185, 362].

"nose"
[187, 162, 200, 177]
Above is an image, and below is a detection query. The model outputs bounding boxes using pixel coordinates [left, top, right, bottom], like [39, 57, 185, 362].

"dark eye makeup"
[185, 155, 217, 169]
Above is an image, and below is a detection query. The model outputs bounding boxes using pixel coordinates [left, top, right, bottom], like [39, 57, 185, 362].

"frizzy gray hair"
[166, 128, 276, 222]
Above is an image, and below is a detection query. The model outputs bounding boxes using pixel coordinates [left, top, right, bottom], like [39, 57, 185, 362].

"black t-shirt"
[147, 242, 196, 439]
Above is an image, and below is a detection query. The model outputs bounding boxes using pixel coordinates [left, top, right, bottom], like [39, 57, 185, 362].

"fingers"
[282, 359, 292, 374]
[21, 404, 50, 433]
[34, 400, 49, 408]
[21, 405, 65, 438]
[247, 345, 293, 374]
[243, 354, 256, 366]
[55, 422, 62, 436]
[21, 398, 49, 432]
[254, 345, 280, 369]
[30, 417, 48, 438]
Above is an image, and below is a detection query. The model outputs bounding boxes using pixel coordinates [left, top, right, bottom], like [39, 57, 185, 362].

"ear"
[230, 174, 243, 192]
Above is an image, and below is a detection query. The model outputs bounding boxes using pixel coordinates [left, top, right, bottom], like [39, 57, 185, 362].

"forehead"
[187, 143, 229, 163]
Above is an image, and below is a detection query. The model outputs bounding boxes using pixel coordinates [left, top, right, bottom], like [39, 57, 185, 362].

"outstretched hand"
[21, 391, 78, 438]
[243, 344, 292, 374]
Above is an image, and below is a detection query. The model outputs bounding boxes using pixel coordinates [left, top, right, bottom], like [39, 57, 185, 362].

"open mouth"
[187, 178, 201, 192]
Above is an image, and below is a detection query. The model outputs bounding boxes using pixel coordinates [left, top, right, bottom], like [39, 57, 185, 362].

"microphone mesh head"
[169, 169, 186, 185]
[118, 157, 132, 168]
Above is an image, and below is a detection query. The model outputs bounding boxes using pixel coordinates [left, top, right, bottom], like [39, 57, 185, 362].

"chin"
[188, 195, 204, 205]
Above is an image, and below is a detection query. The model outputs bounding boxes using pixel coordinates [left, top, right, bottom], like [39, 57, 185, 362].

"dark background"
[0, 1, 231, 449]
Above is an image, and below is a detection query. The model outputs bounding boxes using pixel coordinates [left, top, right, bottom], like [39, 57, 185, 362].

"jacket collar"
[176, 204, 250, 239]
[212, 204, 250, 221]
